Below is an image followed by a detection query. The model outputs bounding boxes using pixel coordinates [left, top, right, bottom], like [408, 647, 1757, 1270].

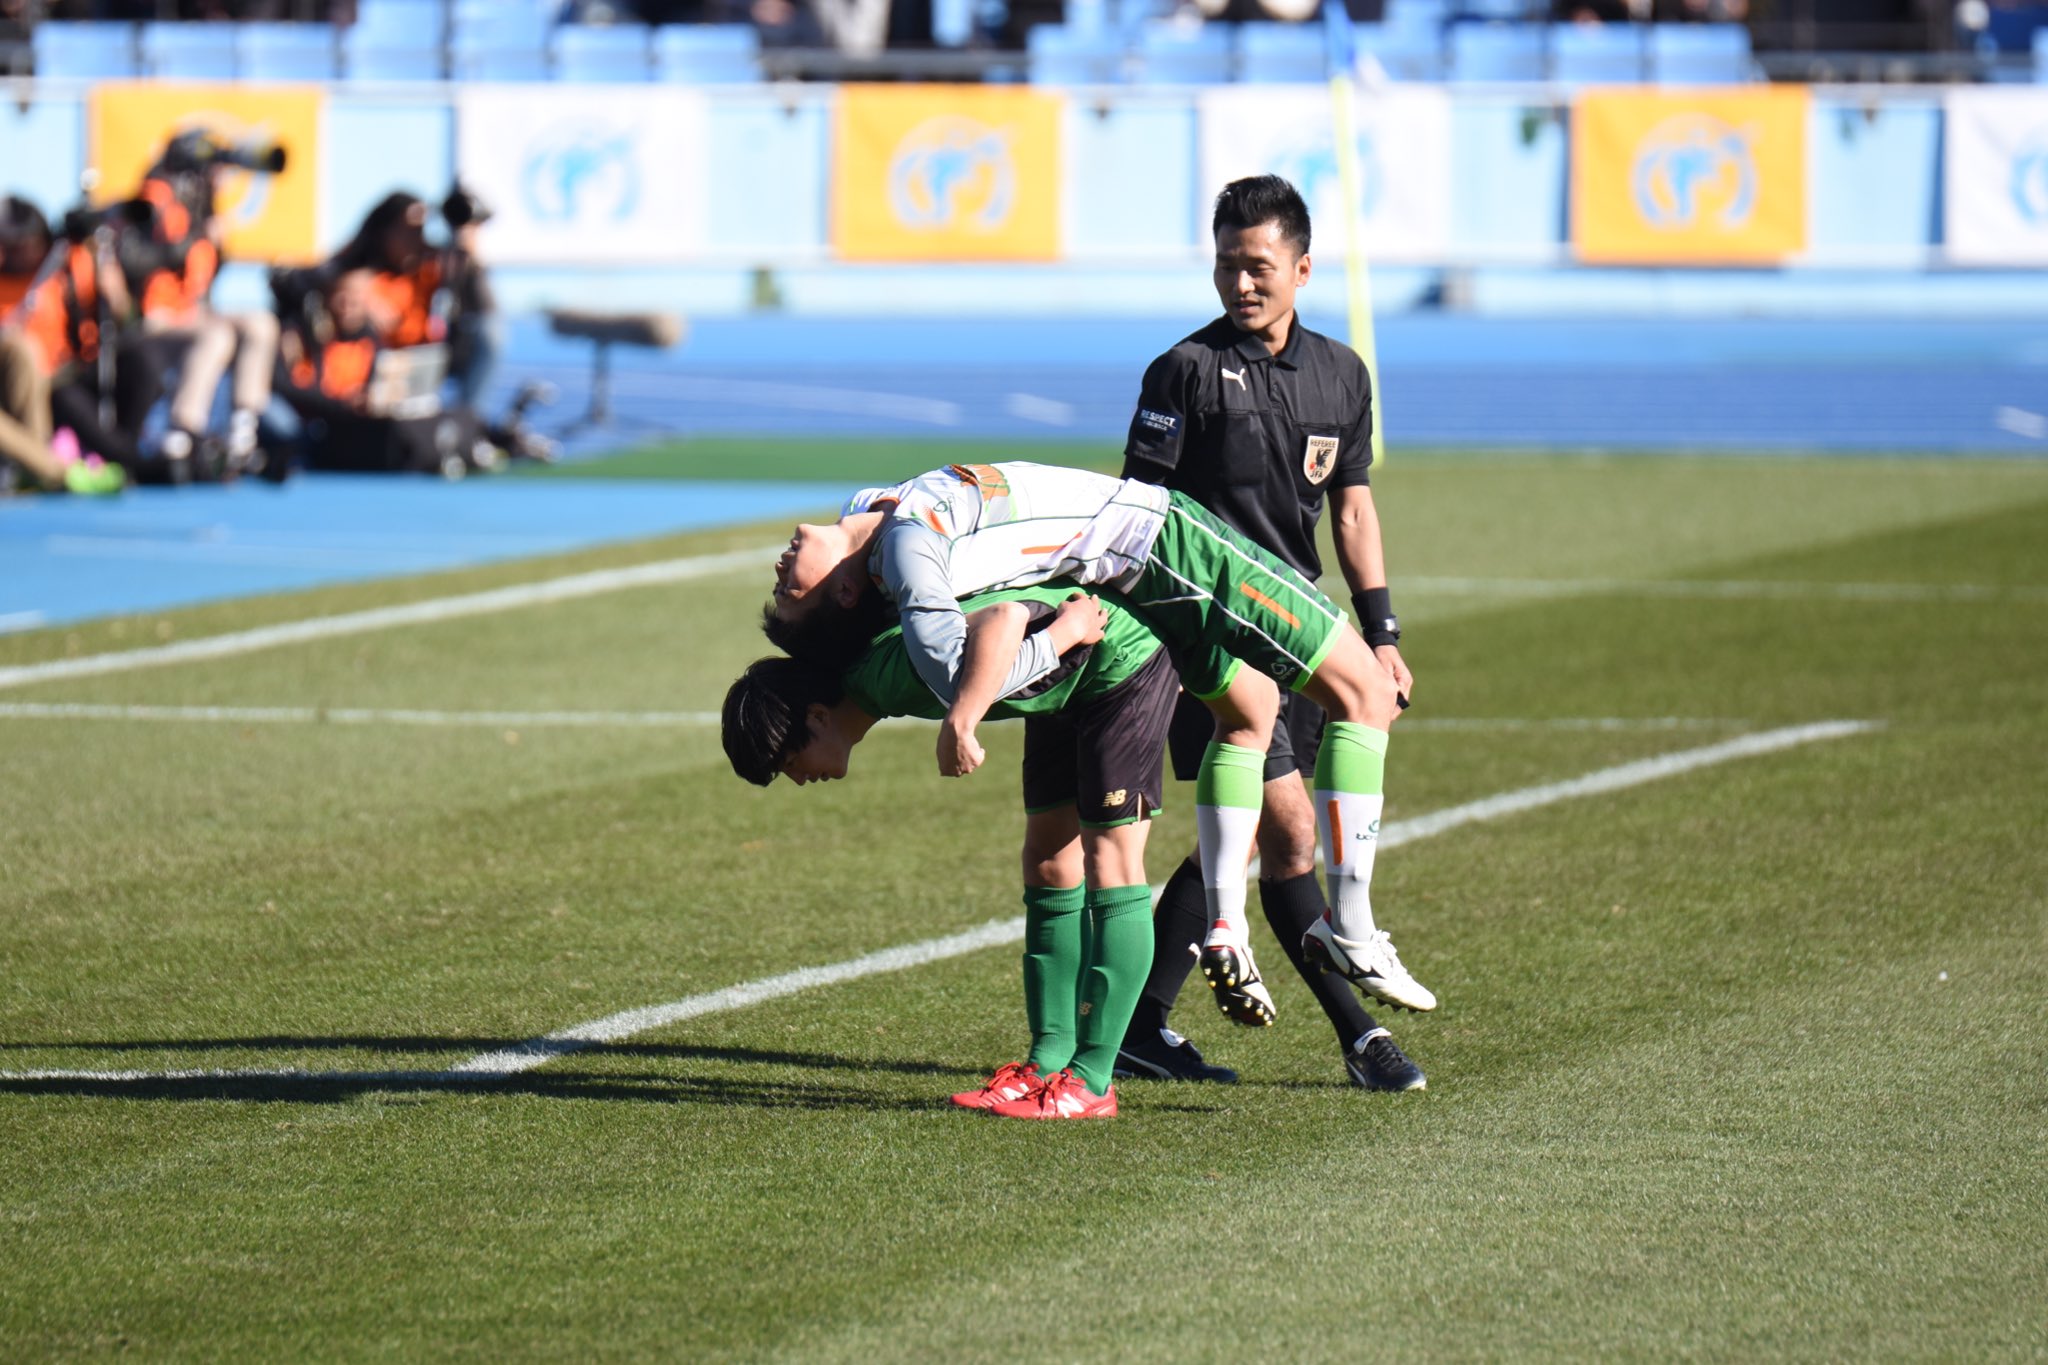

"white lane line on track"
[0, 720, 1878, 1088]
[0, 545, 777, 693]
[1407, 575, 2048, 604]
[0, 703, 1749, 732]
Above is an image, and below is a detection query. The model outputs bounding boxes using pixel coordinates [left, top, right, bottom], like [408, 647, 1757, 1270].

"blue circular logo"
[1631, 114, 1756, 232]
[1274, 134, 1384, 222]
[888, 117, 1014, 233]
[2011, 133, 2048, 227]
[520, 123, 640, 226]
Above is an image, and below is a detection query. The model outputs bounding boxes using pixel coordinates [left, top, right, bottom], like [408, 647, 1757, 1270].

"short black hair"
[722, 655, 847, 787]
[0, 195, 51, 252]
[1212, 175, 1311, 257]
[759, 579, 892, 671]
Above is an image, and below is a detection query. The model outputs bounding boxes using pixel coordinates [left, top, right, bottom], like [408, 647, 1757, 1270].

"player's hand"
[1374, 643, 1415, 713]
[937, 717, 985, 777]
[1054, 593, 1110, 649]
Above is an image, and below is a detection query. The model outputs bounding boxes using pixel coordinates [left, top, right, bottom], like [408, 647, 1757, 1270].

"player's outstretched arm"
[938, 594, 1111, 778]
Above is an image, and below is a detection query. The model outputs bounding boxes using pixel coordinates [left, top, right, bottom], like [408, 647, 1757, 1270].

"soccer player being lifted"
[764, 460, 1437, 1027]
[728, 586, 1226, 1118]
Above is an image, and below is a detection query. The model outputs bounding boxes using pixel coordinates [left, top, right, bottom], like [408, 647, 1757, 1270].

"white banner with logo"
[455, 86, 707, 264]
[1198, 85, 1451, 264]
[1944, 88, 2048, 265]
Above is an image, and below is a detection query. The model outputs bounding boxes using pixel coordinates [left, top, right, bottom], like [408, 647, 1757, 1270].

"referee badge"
[1304, 435, 1340, 485]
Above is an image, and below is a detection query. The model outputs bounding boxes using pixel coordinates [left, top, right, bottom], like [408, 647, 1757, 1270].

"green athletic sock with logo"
[1022, 885, 1086, 1076]
[1314, 722, 1390, 940]
[1196, 741, 1266, 948]
[1069, 883, 1155, 1096]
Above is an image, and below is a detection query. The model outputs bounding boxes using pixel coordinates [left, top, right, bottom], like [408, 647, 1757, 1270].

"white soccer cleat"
[1197, 941, 1278, 1027]
[1302, 915, 1438, 1012]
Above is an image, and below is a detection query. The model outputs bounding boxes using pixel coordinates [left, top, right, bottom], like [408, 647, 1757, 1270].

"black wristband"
[1353, 587, 1399, 648]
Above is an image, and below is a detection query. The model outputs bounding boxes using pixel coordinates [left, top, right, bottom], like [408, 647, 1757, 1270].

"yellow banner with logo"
[833, 86, 1061, 261]
[90, 84, 323, 264]
[1572, 87, 1809, 265]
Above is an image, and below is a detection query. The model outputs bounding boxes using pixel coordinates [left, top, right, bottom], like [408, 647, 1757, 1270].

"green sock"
[1023, 885, 1086, 1075]
[1069, 884, 1156, 1096]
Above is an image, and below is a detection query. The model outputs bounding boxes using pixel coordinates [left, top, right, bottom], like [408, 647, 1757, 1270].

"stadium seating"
[1550, 23, 1645, 85]
[1382, 0, 1449, 34]
[30, 21, 139, 79]
[451, 3, 553, 82]
[652, 24, 761, 83]
[1237, 21, 1328, 82]
[1138, 22, 1233, 83]
[2036, 26, 2048, 79]
[239, 23, 339, 81]
[1027, 24, 1126, 84]
[555, 24, 653, 83]
[932, 0, 977, 47]
[141, 22, 240, 80]
[1448, 22, 1545, 80]
[1648, 24, 1752, 83]
[1354, 21, 1447, 80]
[344, 0, 444, 80]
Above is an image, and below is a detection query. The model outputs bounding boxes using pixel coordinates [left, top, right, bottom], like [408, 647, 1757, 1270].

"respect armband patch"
[1134, 408, 1180, 435]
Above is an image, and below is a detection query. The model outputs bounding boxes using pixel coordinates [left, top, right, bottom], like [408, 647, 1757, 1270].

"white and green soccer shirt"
[850, 462, 1172, 709]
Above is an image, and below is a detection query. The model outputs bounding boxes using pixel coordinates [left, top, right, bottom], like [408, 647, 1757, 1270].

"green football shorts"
[1116, 491, 1346, 695]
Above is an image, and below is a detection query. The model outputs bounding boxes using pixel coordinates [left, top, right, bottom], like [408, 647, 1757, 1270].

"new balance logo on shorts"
[1103, 789, 1127, 807]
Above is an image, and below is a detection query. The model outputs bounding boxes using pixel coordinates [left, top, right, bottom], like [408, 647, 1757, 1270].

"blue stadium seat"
[1551, 23, 1644, 85]
[554, 24, 652, 82]
[451, 4, 553, 81]
[1354, 21, 1445, 80]
[1448, 22, 1544, 80]
[2038, 27, 2048, 80]
[141, 22, 239, 80]
[1648, 24, 1751, 83]
[238, 23, 338, 81]
[355, 0, 446, 42]
[343, 28, 442, 80]
[1238, 22, 1327, 83]
[652, 25, 760, 83]
[1026, 24, 1125, 84]
[1456, 0, 1537, 19]
[31, 21, 139, 79]
[1383, 0, 1448, 33]
[933, 0, 976, 46]
[1137, 22, 1231, 83]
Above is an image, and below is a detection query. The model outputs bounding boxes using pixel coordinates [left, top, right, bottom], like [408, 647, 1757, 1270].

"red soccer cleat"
[987, 1068, 1118, 1120]
[950, 1061, 1041, 1110]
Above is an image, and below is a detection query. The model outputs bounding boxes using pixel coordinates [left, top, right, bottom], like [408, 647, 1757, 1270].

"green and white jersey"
[851, 462, 1171, 708]
[840, 586, 1164, 724]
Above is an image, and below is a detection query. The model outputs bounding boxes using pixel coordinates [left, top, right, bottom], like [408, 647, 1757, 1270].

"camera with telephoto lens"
[441, 184, 494, 230]
[58, 197, 157, 245]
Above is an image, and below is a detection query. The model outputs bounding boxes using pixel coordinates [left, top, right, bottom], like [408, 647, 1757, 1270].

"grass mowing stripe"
[1409, 575, 2048, 603]
[0, 720, 1872, 1088]
[0, 544, 777, 693]
[0, 703, 1752, 731]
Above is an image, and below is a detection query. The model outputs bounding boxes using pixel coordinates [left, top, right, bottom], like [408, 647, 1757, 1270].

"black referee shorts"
[1021, 646, 1177, 828]
[1167, 684, 1326, 785]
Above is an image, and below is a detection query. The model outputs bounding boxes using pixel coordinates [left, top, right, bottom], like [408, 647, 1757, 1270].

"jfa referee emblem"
[1304, 435, 1340, 485]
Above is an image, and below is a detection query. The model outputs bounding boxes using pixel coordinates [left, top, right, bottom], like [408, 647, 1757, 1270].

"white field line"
[1407, 575, 2048, 604]
[0, 545, 776, 694]
[0, 702, 1748, 733]
[0, 719, 1877, 1089]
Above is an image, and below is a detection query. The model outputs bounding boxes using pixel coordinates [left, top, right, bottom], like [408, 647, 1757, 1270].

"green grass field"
[4, 448, 2046, 1360]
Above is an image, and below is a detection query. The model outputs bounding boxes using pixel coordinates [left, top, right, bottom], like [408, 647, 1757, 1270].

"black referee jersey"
[1120, 314, 1374, 582]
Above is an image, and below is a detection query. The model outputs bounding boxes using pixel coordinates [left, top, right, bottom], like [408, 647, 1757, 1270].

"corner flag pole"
[1322, 1, 1384, 464]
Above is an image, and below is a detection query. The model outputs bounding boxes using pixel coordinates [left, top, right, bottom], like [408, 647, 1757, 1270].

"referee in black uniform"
[1113, 175, 1425, 1092]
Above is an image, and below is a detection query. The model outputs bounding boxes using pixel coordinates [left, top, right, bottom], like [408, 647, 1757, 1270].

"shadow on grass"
[0, 1036, 958, 1076]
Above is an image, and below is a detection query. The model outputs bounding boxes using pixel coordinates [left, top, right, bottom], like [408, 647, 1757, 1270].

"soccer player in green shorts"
[765, 460, 1436, 1022]
[726, 586, 1227, 1119]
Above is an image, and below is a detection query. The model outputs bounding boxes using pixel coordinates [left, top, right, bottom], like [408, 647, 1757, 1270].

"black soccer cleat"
[1345, 1027, 1425, 1092]
[1113, 1026, 1239, 1083]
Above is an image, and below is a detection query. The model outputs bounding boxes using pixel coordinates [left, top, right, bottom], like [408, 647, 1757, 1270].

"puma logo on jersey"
[1221, 367, 1247, 391]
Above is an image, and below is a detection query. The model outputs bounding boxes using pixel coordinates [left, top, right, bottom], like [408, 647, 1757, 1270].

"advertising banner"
[455, 86, 707, 263]
[1198, 85, 1452, 264]
[833, 86, 1062, 261]
[1944, 88, 2048, 265]
[89, 84, 322, 263]
[1572, 87, 1809, 264]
